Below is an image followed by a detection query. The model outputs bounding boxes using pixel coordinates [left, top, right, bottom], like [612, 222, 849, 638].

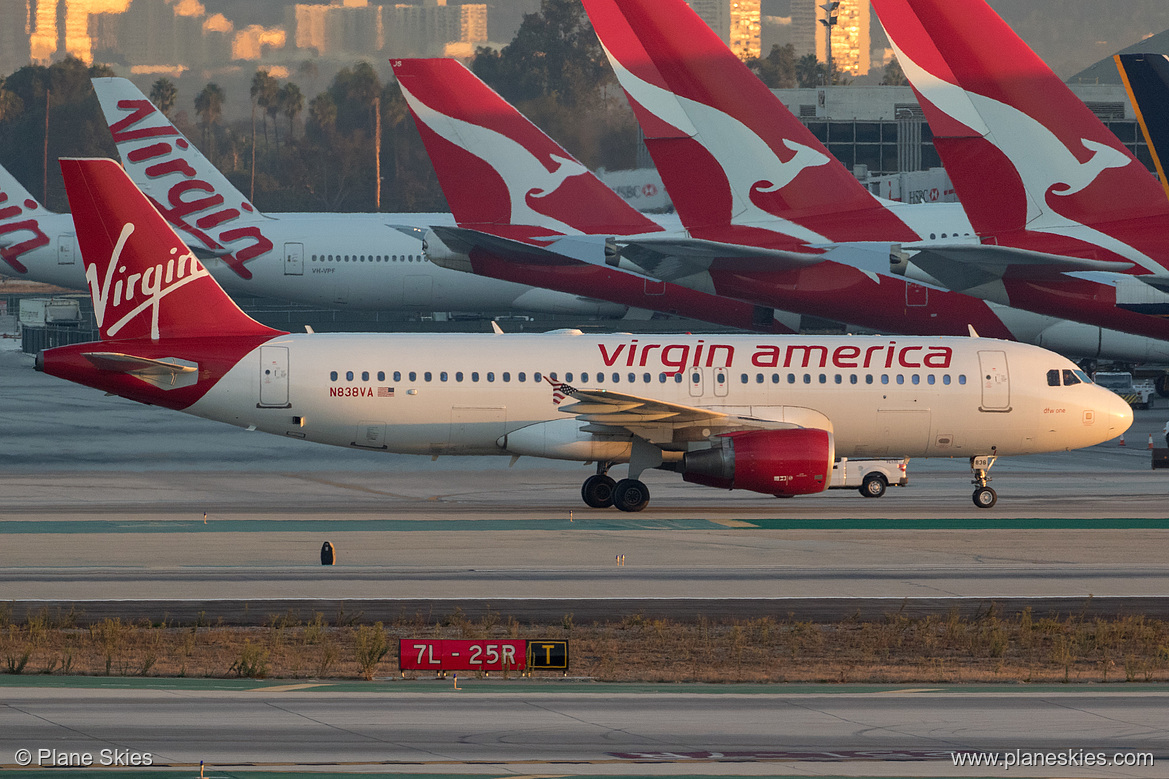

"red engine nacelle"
[680, 428, 834, 496]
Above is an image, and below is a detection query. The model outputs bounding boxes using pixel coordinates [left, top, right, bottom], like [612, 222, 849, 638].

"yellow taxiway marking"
[708, 518, 759, 528]
[250, 683, 332, 693]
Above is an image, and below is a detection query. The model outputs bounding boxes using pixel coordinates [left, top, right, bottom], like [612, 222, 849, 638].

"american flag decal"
[377, 387, 394, 397]
[543, 375, 576, 405]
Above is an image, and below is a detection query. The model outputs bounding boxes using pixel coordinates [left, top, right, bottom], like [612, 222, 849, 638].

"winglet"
[968, 325, 980, 338]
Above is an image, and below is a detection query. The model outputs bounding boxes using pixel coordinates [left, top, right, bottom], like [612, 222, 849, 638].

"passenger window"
[787, 374, 795, 384]
[393, 371, 401, 382]
[455, 372, 463, 382]
[346, 371, 354, 381]
[440, 372, 448, 382]
[629, 373, 636, 383]
[896, 375, 904, 385]
[834, 374, 842, 384]
[377, 371, 385, 382]
[487, 372, 494, 382]
[1047, 369, 1060, 386]
[881, 375, 889, 384]
[409, 371, 417, 382]
[819, 374, 826, 384]
[803, 374, 811, 384]
[1063, 369, 1080, 386]
[741, 374, 749, 384]
[424, 372, 432, 382]
[549, 373, 557, 381]
[927, 374, 935, 385]
[580, 372, 589, 383]
[534, 372, 542, 383]
[471, 372, 479, 382]
[850, 374, 858, 385]
[674, 373, 683, 383]
[642, 373, 651, 383]
[612, 372, 620, 383]
[959, 375, 967, 385]
[330, 371, 338, 381]
[362, 371, 369, 381]
[772, 374, 780, 384]
[502, 372, 510, 382]
[659, 373, 667, 383]
[865, 374, 873, 384]
[756, 373, 764, 384]
[519, 372, 527, 382]
[565, 373, 574, 382]
[911, 375, 920, 385]
[943, 374, 951, 385]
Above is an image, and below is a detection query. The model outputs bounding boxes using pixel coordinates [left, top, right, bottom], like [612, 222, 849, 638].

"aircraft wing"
[551, 380, 829, 447]
[428, 225, 589, 266]
[901, 243, 1136, 292]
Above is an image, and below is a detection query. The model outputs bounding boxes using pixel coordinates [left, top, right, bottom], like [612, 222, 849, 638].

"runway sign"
[399, 639, 527, 671]
[527, 639, 569, 669]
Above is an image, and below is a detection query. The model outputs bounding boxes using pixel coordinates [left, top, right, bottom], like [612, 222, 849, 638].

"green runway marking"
[5, 517, 1169, 533]
[1, 675, 1166, 695]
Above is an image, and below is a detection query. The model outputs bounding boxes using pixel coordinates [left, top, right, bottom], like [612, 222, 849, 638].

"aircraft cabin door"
[57, 234, 76, 265]
[688, 367, 704, 397]
[713, 367, 729, 397]
[977, 350, 1011, 411]
[259, 346, 290, 408]
[284, 242, 304, 275]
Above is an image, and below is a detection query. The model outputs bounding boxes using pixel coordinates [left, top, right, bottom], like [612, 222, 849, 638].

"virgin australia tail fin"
[91, 77, 273, 280]
[61, 157, 282, 341]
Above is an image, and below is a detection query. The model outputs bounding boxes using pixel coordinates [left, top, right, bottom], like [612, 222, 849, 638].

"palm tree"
[279, 83, 304, 142]
[194, 83, 225, 162]
[149, 77, 178, 118]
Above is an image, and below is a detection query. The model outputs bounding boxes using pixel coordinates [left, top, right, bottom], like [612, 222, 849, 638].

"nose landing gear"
[971, 453, 997, 509]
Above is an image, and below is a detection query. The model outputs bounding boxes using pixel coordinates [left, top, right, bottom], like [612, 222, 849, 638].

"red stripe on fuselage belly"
[1004, 278, 1169, 340]
[40, 335, 278, 411]
[707, 262, 1016, 338]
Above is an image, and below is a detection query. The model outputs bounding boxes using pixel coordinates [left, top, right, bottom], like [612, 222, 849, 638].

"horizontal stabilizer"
[615, 236, 823, 281]
[82, 352, 199, 389]
[903, 243, 1135, 291]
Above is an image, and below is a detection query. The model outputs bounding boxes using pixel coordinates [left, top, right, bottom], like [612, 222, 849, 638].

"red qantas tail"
[61, 158, 281, 341]
[581, 0, 919, 245]
[872, 0, 1169, 270]
[391, 57, 660, 241]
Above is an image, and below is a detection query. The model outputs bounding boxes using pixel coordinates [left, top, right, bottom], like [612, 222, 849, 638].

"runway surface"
[0, 679, 1164, 776]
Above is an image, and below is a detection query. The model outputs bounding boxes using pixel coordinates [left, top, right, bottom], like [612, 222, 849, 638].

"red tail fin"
[872, 0, 1169, 269]
[61, 158, 281, 341]
[582, 0, 919, 245]
[391, 58, 660, 240]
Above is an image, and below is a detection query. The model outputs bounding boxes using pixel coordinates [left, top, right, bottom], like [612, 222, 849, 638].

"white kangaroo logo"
[86, 222, 210, 339]
[600, 41, 831, 245]
[398, 80, 591, 235]
[889, 38, 1158, 273]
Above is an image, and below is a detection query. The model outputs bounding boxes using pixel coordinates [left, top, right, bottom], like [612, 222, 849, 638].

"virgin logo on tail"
[0, 190, 50, 274]
[890, 41, 1160, 273]
[398, 80, 592, 236]
[86, 222, 211, 340]
[107, 99, 272, 280]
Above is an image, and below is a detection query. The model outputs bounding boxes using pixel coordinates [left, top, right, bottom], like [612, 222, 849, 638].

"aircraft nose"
[1101, 388, 1134, 438]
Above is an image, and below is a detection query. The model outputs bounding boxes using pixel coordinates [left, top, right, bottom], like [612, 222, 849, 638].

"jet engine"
[679, 428, 834, 496]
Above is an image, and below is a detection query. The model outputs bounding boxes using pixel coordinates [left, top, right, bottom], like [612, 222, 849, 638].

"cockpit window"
[1074, 370, 1093, 384]
[1047, 369, 1060, 387]
[1062, 369, 1081, 386]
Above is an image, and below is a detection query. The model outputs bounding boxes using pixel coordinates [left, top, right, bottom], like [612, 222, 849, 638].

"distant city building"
[685, 0, 730, 46]
[0, 0, 31, 75]
[384, 1, 487, 58]
[729, 0, 760, 60]
[812, 0, 870, 77]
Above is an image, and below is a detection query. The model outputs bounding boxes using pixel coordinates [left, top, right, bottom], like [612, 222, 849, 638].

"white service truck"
[18, 297, 82, 331]
[1092, 371, 1156, 409]
[830, 457, 909, 498]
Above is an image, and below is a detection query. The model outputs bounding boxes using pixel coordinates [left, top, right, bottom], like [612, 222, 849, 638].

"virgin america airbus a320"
[37, 158, 1131, 510]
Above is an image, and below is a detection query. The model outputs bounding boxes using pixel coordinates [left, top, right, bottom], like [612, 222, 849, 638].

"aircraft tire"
[972, 486, 997, 509]
[581, 475, 617, 508]
[613, 479, 650, 513]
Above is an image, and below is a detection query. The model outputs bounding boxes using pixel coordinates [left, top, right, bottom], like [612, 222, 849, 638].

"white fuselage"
[187, 332, 1130, 461]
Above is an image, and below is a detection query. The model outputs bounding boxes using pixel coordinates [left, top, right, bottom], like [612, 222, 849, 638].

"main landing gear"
[580, 463, 650, 513]
[970, 453, 997, 509]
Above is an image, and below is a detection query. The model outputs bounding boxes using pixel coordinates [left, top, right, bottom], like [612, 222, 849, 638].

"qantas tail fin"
[91, 78, 273, 280]
[580, 0, 918, 245]
[0, 163, 52, 275]
[1115, 54, 1169, 204]
[871, 0, 1169, 254]
[61, 158, 281, 341]
[391, 57, 661, 241]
